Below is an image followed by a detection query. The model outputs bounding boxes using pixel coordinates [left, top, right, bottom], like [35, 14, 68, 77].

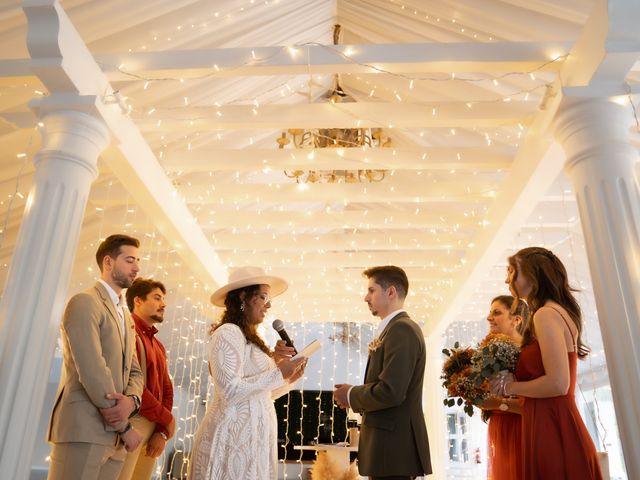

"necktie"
[116, 295, 125, 339]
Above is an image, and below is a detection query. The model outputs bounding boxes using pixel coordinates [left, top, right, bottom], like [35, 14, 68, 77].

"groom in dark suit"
[334, 265, 431, 480]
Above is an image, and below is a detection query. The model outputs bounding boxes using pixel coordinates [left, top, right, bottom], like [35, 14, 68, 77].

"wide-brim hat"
[210, 266, 288, 307]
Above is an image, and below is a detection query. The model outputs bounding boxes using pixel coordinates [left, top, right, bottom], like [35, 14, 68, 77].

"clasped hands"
[99, 392, 141, 452]
[488, 371, 516, 397]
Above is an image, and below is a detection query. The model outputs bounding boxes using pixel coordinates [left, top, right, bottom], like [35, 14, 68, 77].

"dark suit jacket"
[48, 282, 143, 446]
[349, 312, 432, 477]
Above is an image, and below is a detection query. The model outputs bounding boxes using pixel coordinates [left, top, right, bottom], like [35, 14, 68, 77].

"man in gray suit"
[334, 265, 431, 480]
[48, 234, 145, 479]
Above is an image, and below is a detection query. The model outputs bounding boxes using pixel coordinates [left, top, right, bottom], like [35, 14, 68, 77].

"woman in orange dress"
[481, 295, 528, 480]
[491, 247, 603, 480]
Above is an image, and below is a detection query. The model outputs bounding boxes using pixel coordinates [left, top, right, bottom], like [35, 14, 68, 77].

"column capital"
[31, 98, 110, 179]
[554, 97, 634, 173]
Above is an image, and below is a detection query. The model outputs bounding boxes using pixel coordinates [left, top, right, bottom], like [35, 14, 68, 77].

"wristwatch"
[118, 422, 133, 436]
[128, 394, 141, 418]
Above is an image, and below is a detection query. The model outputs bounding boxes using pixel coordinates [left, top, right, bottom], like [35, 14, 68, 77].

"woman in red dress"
[491, 247, 603, 480]
[481, 295, 528, 480]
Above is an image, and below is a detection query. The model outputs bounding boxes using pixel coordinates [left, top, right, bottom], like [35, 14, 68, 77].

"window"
[447, 411, 470, 463]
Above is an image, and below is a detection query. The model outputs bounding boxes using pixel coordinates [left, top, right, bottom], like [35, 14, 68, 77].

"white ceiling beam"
[210, 231, 473, 251]
[87, 170, 496, 205]
[217, 250, 461, 268]
[160, 147, 513, 172]
[64, 206, 484, 232]
[23, 0, 227, 291]
[0, 41, 572, 81]
[561, 0, 640, 87]
[520, 222, 579, 230]
[101, 230, 475, 253]
[177, 182, 493, 205]
[202, 210, 481, 230]
[105, 41, 571, 79]
[135, 101, 535, 130]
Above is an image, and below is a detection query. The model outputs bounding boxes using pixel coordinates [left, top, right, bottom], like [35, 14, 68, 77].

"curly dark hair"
[125, 277, 166, 312]
[508, 247, 589, 358]
[209, 284, 272, 356]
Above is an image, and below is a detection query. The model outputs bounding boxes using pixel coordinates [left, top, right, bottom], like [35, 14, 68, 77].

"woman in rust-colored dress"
[491, 247, 602, 480]
[482, 295, 528, 480]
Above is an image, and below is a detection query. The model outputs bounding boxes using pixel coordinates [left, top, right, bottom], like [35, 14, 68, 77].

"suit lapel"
[122, 308, 133, 386]
[378, 311, 407, 342]
[95, 282, 125, 351]
[364, 312, 408, 382]
[363, 356, 371, 381]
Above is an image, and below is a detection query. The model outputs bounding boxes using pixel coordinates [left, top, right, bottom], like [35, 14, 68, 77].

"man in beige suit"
[48, 234, 145, 480]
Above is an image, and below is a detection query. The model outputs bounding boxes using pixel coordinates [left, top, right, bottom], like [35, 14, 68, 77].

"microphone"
[272, 319, 297, 354]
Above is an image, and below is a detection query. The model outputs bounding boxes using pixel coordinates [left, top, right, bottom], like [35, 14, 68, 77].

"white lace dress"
[188, 324, 290, 480]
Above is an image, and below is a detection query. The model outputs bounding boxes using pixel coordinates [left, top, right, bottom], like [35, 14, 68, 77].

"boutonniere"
[368, 338, 383, 353]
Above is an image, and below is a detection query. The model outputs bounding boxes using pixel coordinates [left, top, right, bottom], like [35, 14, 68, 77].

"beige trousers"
[48, 441, 127, 480]
[117, 416, 157, 480]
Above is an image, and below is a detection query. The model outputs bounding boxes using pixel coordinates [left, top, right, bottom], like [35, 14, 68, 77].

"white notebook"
[292, 339, 321, 360]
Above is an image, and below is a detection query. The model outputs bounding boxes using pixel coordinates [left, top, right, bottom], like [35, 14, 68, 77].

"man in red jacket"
[119, 278, 175, 480]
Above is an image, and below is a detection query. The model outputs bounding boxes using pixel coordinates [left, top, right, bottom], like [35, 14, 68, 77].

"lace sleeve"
[271, 380, 293, 400]
[209, 324, 284, 405]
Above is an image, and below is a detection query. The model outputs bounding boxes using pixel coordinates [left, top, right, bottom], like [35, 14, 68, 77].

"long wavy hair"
[209, 284, 272, 356]
[491, 295, 530, 335]
[508, 247, 589, 358]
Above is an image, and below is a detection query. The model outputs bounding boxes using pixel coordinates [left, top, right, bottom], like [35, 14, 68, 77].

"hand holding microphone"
[272, 319, 297, 355]
[273, 340, 296, 362]
[272, 319, 305, 381]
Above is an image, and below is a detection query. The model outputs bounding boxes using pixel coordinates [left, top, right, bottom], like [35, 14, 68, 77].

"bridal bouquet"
[471, 333, 520, 379]
[441, 342, 485, 417]
[441, 334, 521, 417]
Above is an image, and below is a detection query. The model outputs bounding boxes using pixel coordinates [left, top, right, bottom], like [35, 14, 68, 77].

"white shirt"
[375, 309, 406, 339]
[347, 309, 406, 407]
[98, 279, 125, 337]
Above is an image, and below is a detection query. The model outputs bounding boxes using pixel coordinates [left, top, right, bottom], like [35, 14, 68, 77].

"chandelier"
[277, 125, 393, 150]
[277, 24, 390, 184]
[277, 80, 392, 184]
[283, 168, 386, 184]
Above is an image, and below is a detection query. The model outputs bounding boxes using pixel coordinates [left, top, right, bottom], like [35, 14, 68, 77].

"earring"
[240, 301, 246, 312]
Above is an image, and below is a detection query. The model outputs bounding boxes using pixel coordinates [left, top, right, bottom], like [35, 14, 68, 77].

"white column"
[555, 97, 640, 479]
[424, 333, 447, 479]
[0, 108, 109, 479]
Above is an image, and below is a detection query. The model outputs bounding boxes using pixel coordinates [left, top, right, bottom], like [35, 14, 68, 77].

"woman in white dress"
[188, 267, 306, 480]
